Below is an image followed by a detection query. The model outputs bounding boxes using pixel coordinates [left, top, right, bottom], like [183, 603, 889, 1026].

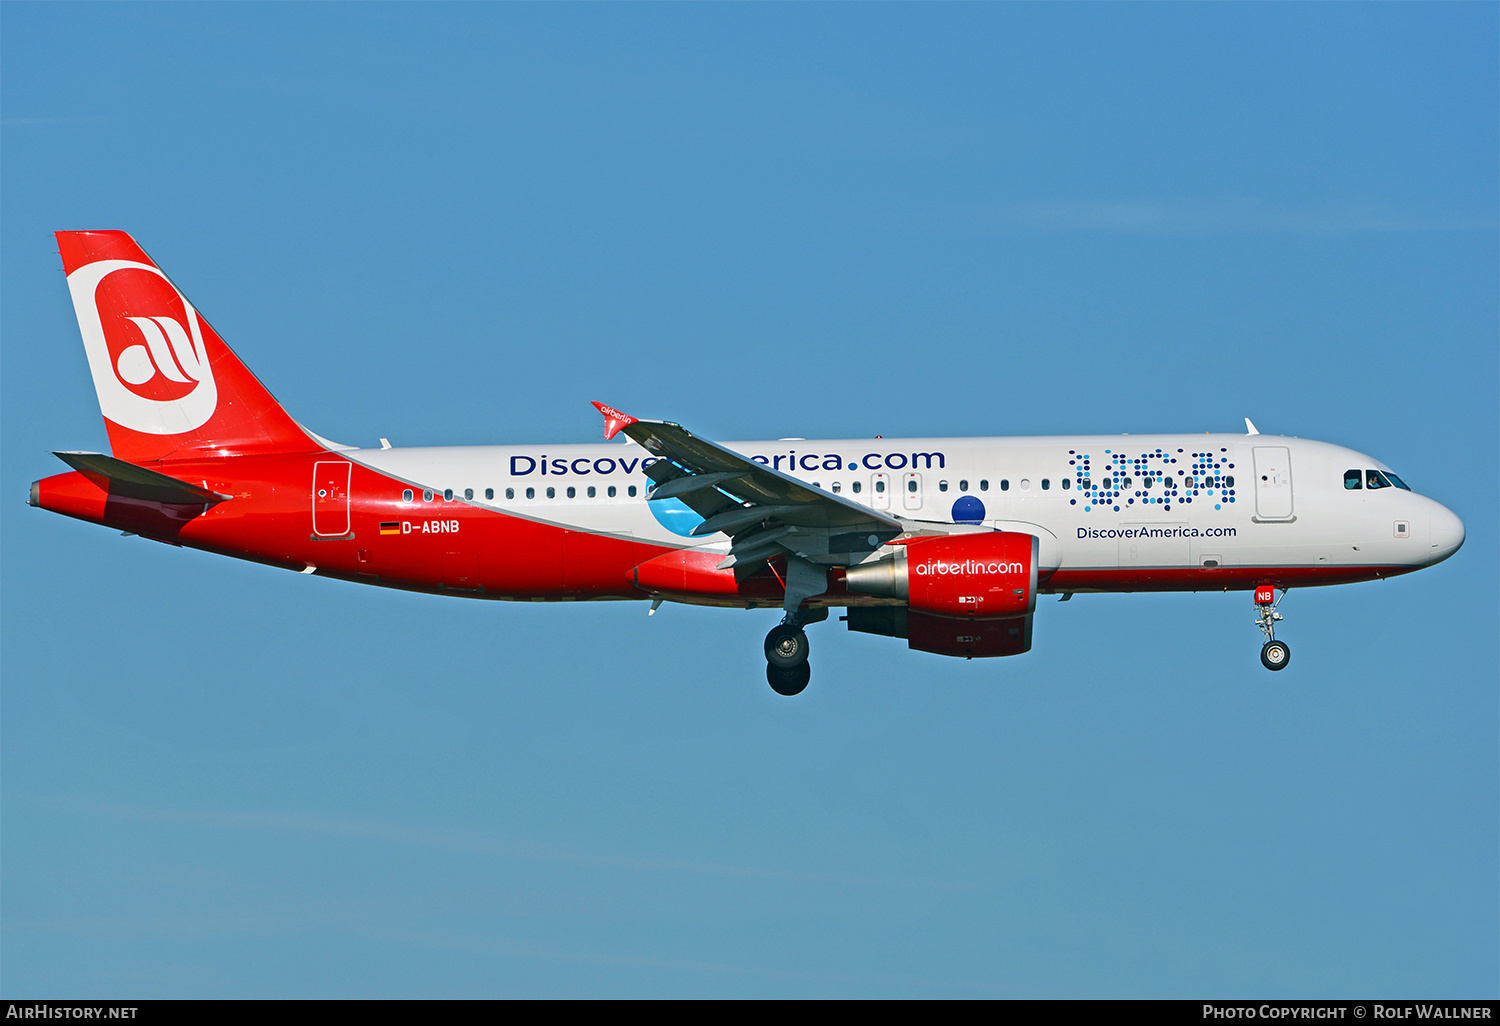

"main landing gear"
[1254, 585, 1291, 671]
[764, 613, 822, 696]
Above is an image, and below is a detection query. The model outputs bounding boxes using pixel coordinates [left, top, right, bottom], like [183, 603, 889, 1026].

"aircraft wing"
[592, 403, 903, 569]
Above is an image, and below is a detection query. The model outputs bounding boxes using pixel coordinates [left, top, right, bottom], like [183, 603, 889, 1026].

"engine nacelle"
[844, 531, 1038, 618]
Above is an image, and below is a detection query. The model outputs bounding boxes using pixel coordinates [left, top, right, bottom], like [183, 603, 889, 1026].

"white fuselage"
[348, 432, 1465, 590]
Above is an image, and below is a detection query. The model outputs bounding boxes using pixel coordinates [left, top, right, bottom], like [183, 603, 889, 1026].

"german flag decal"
[380, 522, 401, 536]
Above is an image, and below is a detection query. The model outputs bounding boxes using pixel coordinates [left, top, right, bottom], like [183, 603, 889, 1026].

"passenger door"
[312, 461, 351, 537]
[1252, 447, 1294, 520]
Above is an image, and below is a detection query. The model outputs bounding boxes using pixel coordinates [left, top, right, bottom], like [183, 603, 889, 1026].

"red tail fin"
[56, 230, 319, 463]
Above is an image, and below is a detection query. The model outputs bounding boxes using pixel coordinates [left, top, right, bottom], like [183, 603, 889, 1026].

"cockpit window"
[1384, 472, 1411, 491]
[1366, 469, 1391, 490]
[1344, 470, 1362, 490]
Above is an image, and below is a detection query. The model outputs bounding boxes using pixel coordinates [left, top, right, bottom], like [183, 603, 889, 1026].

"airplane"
[29, 230, 1466, 696]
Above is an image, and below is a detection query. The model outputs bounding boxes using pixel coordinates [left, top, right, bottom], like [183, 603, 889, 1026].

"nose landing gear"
[1254, 584, 1290, 671]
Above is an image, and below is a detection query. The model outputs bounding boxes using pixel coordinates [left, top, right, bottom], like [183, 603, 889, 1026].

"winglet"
[1245, 418, 1259, 436]
[592, 402, 638, 441]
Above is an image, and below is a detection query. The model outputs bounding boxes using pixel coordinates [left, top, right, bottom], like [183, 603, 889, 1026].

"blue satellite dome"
[951, 495, 985, 524]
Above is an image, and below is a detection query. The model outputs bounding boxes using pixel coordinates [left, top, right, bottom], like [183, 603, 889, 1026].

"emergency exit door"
[902, 472, 923, 511]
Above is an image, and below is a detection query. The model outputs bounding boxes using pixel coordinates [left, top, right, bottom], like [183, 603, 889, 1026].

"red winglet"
[591, 401, 638, 441]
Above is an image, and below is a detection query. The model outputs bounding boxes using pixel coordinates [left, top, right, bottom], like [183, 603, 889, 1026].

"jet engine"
[843, 531, 1039, 658]
[844, 531, 1038, 618]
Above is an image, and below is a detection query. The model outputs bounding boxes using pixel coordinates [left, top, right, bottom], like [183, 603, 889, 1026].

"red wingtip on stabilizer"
[592, 401, 637, 441]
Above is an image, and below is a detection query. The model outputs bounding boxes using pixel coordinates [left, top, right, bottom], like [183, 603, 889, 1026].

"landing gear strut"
[1254, 585, 1291, 671]
[764, 610, 822, 696]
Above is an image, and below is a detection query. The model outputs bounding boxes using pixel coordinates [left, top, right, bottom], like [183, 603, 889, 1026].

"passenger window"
[852, 481, 862, 494]
[906, 479, 916, 493]
[1366, 470, 1391, 490]
[444, 488, 453, 501]
[939, 480, 949, 492]
[876, 480, 886, 494]
[1224, 475, 1234, 488]
[1001, 480, 1010, 491]
[423, 490, 433, 502]
[832, 482, 841, 494]
[1061, 479, 1070, 490]
[506, 488, 515, 499]
[546, 487, 556, 499]
[402, 489, 413, 502]
[525, 487, 535, 499]
[1344, 470, 1362, 490]
[628, 485, 637, 497]
[1041, 479, 1050, 490]
[1121, 477, 1131, 489]
[485, 488, 494, 500]
[464, 488, 474, 500]
[566, 486, 576, 498]
[608, 485, 617, 497]
[957, 480, 966, 492]
[979, 480, 989, 491]
[587, 486, 596, 498]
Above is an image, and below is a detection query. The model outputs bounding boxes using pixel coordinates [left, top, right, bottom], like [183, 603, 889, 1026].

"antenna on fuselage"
[1244, 418, 1259, 435]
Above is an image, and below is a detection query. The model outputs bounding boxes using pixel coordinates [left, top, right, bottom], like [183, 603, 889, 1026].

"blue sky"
[2, 3, 1495, 997]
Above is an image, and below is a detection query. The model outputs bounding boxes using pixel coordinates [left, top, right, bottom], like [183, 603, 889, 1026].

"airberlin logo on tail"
[67, 259, 218, 435]
[118, 316, 208, 388]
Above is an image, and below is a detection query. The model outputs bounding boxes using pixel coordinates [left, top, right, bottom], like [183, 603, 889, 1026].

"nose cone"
[1428, 504, 1465, 566]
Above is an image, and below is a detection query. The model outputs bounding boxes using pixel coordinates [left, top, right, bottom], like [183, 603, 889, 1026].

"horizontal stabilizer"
[53, 451, 232, 505]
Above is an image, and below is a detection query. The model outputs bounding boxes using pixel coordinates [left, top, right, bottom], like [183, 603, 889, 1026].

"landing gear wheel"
[767, 662, 811, 696]
[764, 625, 811, 669]
[1261, 640, 1291, 671]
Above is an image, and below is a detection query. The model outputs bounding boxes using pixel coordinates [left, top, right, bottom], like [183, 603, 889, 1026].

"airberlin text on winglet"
[591, 402, 637, 441]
